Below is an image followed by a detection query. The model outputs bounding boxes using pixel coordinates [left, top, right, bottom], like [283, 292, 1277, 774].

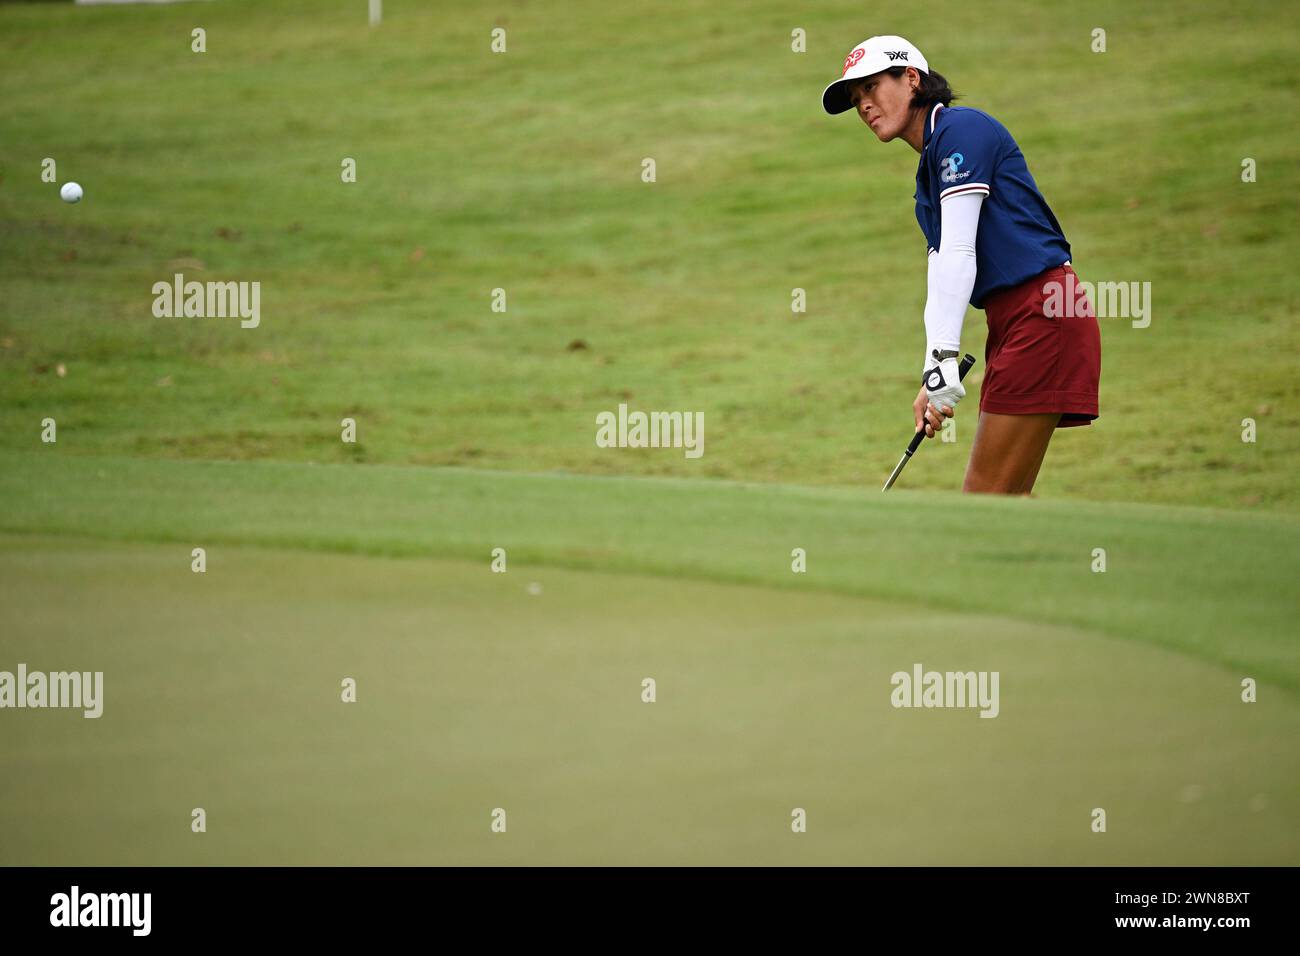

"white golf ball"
[60, 182, 83, 204]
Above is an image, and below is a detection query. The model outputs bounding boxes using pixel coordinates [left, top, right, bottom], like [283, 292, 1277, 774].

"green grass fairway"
[2, 455, 1298, 864]
[1, 0, 1297, 510]
[0, 1, 1297, 866]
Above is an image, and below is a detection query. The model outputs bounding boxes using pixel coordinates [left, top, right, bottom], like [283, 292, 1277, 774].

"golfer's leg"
[963, 411, 1062, 494]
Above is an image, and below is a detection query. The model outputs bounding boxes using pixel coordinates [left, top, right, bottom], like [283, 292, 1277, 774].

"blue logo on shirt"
[941, 152, 967, 184]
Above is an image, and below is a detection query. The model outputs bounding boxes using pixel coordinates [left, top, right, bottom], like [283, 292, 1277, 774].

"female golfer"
[822, 36, 1101, 495]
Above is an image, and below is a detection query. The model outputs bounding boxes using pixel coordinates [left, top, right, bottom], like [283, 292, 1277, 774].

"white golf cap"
[821, 35, 929, 115]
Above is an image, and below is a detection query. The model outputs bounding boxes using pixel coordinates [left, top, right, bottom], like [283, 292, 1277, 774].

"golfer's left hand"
[921, 356, 966, 416]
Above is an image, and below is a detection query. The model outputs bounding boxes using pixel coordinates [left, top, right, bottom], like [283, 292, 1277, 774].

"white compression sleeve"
[922, 191, 984, 372]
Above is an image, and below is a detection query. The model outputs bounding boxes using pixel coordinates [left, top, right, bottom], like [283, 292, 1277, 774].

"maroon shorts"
[980, 263, 1101, 428]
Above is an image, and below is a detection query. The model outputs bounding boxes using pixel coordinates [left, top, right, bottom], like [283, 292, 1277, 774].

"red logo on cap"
[842, 48, 865, 76]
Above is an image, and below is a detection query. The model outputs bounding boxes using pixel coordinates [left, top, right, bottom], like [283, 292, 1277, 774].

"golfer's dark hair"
[886, 66, 957, 108]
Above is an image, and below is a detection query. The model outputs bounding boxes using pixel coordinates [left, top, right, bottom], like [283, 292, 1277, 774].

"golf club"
[882, 352, 977, 491]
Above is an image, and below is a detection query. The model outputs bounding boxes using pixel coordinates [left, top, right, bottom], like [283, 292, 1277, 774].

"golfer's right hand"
[913, 386, 952, 439]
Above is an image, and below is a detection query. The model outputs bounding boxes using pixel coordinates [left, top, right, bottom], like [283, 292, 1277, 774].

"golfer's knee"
[963, 467, 1029, 495]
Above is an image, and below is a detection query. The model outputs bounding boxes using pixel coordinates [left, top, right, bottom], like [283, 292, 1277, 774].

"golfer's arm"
[922, 192, 983, 371]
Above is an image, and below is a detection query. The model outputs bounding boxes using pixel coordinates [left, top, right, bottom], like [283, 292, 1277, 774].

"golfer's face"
[848, 72, 912, 142]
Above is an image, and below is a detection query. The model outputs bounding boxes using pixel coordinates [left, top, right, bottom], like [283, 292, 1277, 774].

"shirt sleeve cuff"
[939, 182, 990, 201]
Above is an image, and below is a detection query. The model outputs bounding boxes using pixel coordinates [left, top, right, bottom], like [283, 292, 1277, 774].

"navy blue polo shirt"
[914, 104, 1071, 308]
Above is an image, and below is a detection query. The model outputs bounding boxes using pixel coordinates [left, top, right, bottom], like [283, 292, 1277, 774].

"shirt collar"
[922, 103, 944, 149]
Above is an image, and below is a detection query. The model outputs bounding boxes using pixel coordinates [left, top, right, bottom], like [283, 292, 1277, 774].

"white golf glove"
[921, 349, 965, 413]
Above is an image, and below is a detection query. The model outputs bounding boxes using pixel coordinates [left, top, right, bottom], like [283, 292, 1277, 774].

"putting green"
[2, 534, 1294, 865]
